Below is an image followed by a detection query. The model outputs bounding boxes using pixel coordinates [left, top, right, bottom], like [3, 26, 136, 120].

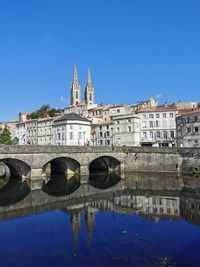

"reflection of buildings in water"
[180, 195, 200, 225]
[90, 200, 114, 212]
[113, 195, 180, 219]
[70, 211, 81, 252]
[69, 206, 96, 251]
[85, 207, 96, 243]
[62, 193, 182, 251]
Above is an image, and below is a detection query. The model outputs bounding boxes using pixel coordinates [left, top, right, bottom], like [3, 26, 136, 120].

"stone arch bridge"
[0, 145, 200, 189]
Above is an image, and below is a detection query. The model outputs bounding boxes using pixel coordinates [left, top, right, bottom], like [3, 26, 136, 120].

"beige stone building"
[37, 117, 55, 145]
[111, 113, 140, 146]
[26, 119, 38, 145]
[138, 105, 177, 147]
[176, 108, 200, 147]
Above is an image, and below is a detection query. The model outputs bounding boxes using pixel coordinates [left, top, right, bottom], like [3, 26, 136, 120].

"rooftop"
[54, 113, 90, 122]
[178, 108, 200, 115]
[138, 105, 177, 113]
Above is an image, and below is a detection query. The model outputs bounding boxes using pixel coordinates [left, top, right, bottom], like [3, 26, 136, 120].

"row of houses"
[1, 97, 200, 147]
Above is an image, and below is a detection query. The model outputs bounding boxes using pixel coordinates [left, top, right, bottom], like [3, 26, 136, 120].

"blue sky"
[0, 0, 200, 121]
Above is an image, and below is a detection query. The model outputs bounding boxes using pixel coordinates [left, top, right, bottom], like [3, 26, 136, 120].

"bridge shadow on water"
[89, 171, 121, 189]
[42, 174, 81, 196]
[0, 177, 30, 206]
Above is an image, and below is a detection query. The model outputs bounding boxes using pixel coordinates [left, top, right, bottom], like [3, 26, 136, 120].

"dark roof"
[54, 113, 90, 122]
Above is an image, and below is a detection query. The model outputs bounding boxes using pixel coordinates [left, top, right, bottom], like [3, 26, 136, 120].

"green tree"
[48, 108, 61, 117]
[0, 127, 13, 145]
[28, 104, 61, 119]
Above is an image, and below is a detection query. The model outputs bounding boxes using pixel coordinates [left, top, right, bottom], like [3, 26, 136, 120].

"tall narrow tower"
[84, 65, 94, 105]
[70, 64, 81, 106]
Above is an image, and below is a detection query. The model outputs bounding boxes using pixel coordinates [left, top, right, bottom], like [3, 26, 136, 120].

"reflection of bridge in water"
[1, 172, 200, 251]
[0, 172, 200, 224]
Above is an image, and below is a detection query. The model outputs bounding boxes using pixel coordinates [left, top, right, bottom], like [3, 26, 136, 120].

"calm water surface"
[0, 172, 200, 267]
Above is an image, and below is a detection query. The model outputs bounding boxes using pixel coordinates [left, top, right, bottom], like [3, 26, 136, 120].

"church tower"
[84, 65, 94, 105]
[70, 64, 81, 106]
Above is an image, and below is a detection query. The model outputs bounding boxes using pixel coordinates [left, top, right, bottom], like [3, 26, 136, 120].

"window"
[149, 121, 153, 128]
[62, 133, 65, 140]
[142, 114, 146, 119]
[149, 114, 154, 118]
[70, 125, 73, 130]
[143, 132, 147, 138]
[76, 91, 79, 98]
[70, 132, 73, 140]
[170, 131, 174, 138]
[170, 113, 174, 118]
[156, 114, 160, 118]
[116, 127, 120, 133]
[163, 113, 167, 118]
[149, 132, 153, 139]
[142, 121, 147, 128]
[156, 131, 161, 138]
[163, 131, 167, 139]
[117, 109, 120, 113]
[187, 127, 191, 133]
[194, 116, 198, 122]
[99, 140, 103, 145]
[194, 127, 199, 133]
[128, 126, 131, 132]
[155, 121, 159, 127]
[58, 133, 61, 140]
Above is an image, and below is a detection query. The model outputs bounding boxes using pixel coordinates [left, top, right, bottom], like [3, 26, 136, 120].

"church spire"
[73, 64, 78, 82]
[87, 65, 92, 85]
[84, 65, 94, 106]
[70, 64, 81, 106]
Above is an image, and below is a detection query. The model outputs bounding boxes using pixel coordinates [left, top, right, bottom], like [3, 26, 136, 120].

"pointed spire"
[87, 65, 92, 85]
[84, 65, 94, 105]
[73, 64, 78, 82]
[70, 64, 81, 106]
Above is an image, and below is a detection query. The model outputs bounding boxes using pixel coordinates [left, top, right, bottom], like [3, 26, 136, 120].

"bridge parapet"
[0, 145, 200, 155]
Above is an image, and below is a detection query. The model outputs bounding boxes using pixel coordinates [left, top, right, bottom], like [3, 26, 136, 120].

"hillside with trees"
[27, 105, 62, 120]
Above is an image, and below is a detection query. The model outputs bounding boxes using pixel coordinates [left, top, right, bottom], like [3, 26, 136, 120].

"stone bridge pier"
[0, 145, 200, 190]
[23, 151, 125, 190]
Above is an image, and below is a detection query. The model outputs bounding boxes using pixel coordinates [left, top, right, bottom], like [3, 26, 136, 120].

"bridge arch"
[42, 157, 81, 179]
[0, 158, 31, 179]
[89, 156, 121, 173]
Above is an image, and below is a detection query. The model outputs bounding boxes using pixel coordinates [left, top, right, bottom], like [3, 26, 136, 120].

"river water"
[0, 172, 200, 267]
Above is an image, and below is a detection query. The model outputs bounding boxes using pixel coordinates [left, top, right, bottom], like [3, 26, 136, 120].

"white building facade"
[53, 113, 91, 146]
[15, 122, 26, 145]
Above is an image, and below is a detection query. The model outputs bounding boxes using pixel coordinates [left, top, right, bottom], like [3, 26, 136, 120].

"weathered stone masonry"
[0, 145, 200, 189]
